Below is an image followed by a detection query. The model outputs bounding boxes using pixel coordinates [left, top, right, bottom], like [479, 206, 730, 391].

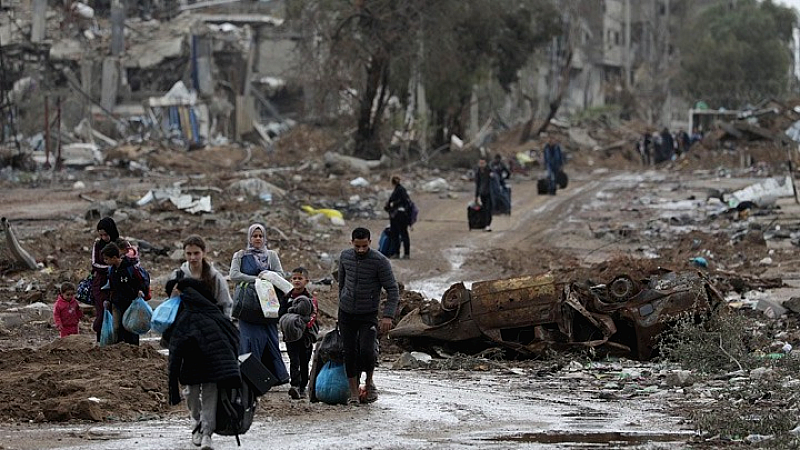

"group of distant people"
[636, 128, 703, 166]
[54, 217, 400, 449]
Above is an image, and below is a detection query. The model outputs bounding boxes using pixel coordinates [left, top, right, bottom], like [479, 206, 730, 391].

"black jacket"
[337, 248, 400, 318]
[475, 166, 492, 197]
[168, 287, 241, 405]
[108, 256, 145, 310]
[386, 184, 411, 214]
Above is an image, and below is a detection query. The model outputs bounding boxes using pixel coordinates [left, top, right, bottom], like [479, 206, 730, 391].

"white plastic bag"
[254, 279, 280, 318]
[258, 270, 293, 293]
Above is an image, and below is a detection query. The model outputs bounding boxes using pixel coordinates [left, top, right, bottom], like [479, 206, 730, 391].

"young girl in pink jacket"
[53, 282, 83, 337]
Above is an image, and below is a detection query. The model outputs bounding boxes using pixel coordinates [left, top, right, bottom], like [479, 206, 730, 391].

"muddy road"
[2, 368, 691, 450]
[2, 165, 796, 449]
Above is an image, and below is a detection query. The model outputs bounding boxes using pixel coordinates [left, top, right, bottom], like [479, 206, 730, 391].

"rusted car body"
[389, 270, 723, 360]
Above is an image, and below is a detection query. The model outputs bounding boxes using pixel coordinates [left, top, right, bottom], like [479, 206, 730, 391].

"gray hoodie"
[168, 262, 233, 318]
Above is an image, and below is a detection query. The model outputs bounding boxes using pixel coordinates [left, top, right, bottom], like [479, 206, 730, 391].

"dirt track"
[0, 171, 702, 449]
[2, 159, 799, 448]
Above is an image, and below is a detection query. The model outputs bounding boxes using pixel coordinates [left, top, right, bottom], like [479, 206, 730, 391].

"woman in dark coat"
[384, 175, 412, 259]
[90, 217, 118, 341]
[168, 278, 241, 450]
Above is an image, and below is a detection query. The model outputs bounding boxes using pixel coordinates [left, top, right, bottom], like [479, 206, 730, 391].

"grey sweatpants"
[185, 383, 218, 436]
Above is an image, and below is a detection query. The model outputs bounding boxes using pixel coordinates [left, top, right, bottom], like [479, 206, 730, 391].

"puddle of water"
[561, 410, 607, 418]
[486, 431, 690, 447]
[405, 247, 475, 299]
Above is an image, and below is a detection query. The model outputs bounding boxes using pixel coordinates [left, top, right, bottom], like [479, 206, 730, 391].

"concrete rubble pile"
[0, 0, 296, 168]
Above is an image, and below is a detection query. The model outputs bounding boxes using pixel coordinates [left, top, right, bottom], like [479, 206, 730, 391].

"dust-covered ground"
[2, 125, 800, 448]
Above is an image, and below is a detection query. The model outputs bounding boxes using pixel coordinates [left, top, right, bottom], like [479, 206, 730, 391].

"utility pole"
[624, 0, 631, 88]
[664, 0, 671, 127]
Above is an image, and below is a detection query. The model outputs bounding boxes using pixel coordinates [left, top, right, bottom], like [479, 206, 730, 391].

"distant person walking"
[489, 153, 511, 186]
[656, 128, 674, 163]
[384, 175, 412, 259]
[543, 135, 564, 195]
[337, 227, 400, 405]
[474, 158, 494, 231]
[637, 133, 652, 166]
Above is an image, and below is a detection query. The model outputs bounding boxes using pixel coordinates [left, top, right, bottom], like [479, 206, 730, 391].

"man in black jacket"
[337, 227, 400, 405]
[168, 278, 241, 450]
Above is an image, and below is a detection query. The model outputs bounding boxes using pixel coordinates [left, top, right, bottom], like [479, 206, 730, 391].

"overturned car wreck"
[390, 270, 724, 360]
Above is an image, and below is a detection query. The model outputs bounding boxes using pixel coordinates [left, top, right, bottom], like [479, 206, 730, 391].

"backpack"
[215, 382, 257, 445]
[127, 265, 152, 300]
[408, 200, 419, 226]
[76, 274, 94, 305]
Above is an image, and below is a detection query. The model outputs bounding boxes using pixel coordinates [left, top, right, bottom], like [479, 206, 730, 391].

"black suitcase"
[537, 178, 549, 195]
[468, 204, 488, 230]
[556, 170, 568, 189]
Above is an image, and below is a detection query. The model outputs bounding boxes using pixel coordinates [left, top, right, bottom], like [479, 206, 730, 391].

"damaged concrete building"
[0, 0, 299, 164]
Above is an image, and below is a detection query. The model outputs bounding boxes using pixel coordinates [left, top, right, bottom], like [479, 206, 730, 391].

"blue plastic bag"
[122, 296, 153, 335]
[151, 296, 181, 334]
[314, 360, 350, 405]
[99, 309, 116, 347]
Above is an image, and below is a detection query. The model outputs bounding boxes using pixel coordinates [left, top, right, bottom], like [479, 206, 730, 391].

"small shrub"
[658, 312, 764, 373]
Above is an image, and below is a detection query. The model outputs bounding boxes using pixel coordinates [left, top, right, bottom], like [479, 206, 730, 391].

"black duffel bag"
[556, 170, 568, 189]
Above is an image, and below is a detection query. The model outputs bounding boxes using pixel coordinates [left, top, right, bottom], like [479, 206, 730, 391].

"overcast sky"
[778, 0, 800, 13]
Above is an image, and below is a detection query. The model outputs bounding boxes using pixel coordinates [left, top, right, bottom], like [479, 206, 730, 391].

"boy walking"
[281, 267, 319, 399]
[101, 242, 146, 346]
[53, 281, 82, 337]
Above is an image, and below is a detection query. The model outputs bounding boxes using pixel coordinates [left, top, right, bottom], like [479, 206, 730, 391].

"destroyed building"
[0, 0, 300, 164]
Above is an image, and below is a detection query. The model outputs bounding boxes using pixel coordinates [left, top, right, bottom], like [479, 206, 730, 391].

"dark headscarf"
[94, 217, 120, 254]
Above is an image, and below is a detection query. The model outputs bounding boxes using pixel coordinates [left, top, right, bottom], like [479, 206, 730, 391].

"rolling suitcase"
[378, 226, 398, 257]
[537, 178, 549, 195]
[468, 204, 488, 230]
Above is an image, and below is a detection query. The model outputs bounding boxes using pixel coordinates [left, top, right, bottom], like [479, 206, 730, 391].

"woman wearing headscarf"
[229, 223, 289, 383]
[90, 217, 119, 342]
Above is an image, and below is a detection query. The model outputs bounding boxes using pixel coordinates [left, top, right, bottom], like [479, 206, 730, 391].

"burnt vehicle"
[389, 270, 724, 360]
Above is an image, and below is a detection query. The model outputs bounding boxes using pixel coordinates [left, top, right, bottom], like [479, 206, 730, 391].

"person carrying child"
[280, 267, 319, 400]
[90, 217, 118, 342]
[101, 242, 147, 346]
[53, 281, 83, 338]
